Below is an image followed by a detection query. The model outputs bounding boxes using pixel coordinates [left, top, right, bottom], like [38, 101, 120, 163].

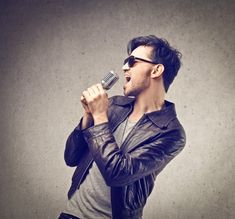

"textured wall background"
[0, 0, 234, 218]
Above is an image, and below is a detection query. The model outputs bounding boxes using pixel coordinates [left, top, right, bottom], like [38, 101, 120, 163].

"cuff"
[82, 122, 110, 141]
[74, 117, 83, 131]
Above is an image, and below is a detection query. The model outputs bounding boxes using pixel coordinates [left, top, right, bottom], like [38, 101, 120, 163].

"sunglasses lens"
[123, 56, 135, 68]
[123, 57, 129, 65]
[123, 56, 136, 67]
[128, 56, 135, 67]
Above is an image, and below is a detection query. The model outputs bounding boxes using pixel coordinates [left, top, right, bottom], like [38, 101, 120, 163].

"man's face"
[122, 45, 154, 97]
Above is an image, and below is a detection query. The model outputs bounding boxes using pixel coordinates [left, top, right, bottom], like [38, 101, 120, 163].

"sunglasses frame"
[124, 55, 158, 67]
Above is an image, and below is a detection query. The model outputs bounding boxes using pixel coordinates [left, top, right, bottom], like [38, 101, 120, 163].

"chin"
[123, 87, 131, 96]
[124, 89, 136, 97]
[123, 84, 141, 97]
[123, 91, 129, 96]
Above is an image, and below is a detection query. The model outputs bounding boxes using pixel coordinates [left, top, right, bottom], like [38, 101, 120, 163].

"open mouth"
[125, 76, 131, 82]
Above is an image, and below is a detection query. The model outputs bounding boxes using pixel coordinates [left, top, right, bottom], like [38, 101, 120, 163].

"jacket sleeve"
[64, 97, 114, 167]
[82, 122, 186, 187]
[64, 118, 89, 167]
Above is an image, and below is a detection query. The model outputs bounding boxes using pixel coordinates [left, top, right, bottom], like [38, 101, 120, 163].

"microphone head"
[101, 70, 119, 90]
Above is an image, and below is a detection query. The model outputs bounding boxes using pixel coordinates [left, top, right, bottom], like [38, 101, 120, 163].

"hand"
[80, 95, 94, 129]
[82, 83, 109, 125]
[80, 95, 91, 114]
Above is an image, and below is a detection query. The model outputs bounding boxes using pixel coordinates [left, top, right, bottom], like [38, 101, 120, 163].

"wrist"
[84, 111, 92, 118]
[82, 112, 94, 130]
[93, 113, 108, 125]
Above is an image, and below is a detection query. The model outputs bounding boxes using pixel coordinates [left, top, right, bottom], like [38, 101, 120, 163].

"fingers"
[80, 95, 88, 108]
[82, 83, 106, 102]
[82, 90, 91, 102]
[80, 95, 85, 101]
[97, 83, 106, 95]
[87, 86, 96, 97]
[80, 95, 88, 106]
[81, 83, 109, 121]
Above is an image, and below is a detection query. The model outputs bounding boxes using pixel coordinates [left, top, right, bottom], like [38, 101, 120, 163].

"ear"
[151, 64, 164, 78]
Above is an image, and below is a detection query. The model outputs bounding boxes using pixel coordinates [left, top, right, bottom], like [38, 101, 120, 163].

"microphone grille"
[101, 70, 119, 90]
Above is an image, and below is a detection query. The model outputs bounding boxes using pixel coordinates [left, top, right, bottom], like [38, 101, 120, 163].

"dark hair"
[127, 35, 182, 92]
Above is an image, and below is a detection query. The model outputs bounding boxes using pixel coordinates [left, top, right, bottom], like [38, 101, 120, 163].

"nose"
[122, 62, 130, 71]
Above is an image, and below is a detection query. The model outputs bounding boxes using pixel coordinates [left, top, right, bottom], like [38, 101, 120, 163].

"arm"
[65, 83, 111, 167]
[64, 109, 94, 167]
[83, 122, 186, 187]
[64, 119, 87, 167]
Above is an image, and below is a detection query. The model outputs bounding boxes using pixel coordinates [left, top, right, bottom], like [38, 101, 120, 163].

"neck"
[129, 87, 165, 122]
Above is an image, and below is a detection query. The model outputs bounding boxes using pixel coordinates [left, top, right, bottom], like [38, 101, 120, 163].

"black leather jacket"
[64, 95, 186, 219]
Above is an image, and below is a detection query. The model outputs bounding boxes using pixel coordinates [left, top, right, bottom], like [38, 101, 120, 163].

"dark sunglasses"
[123, 55, 158, 67]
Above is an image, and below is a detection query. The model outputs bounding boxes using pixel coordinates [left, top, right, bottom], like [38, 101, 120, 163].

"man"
[59, 35, 186, 219]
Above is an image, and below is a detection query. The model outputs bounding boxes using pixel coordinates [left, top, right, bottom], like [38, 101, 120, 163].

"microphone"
[81, 71, 119, 102]
[101, 70, 119, 90]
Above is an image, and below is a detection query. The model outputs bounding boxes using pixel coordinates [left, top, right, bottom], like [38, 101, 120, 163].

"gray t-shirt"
[64, 118, 137, 219]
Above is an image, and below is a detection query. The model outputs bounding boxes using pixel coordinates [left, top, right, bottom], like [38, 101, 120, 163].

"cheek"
[134, 72, 150, 86]
[130, 65, 152, 85]
[130, 77, 149, 91]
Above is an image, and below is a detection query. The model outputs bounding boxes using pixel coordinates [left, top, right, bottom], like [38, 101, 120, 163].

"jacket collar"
[112, 95, 177, 129]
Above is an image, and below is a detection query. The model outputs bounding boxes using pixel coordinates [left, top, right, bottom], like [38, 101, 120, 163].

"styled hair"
[127, 35, 182, 92]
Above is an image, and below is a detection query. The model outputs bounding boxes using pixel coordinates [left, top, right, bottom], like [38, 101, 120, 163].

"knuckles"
[82, 84, 107, 103]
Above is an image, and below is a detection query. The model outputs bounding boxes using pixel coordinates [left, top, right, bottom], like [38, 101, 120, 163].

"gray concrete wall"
[0, 0, 234, 218]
